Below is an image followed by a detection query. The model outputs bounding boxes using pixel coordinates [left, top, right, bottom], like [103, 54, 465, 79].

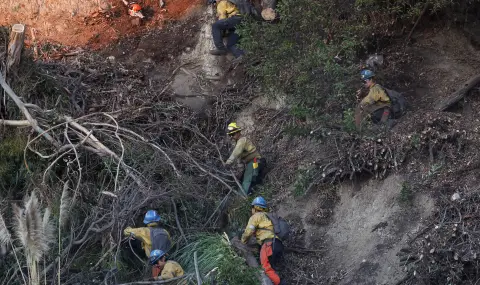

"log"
[434, 74, 480, 111]
[230, 237, 273, 285]
[7, 24, 25, 73]
[260, 0, 277, 20]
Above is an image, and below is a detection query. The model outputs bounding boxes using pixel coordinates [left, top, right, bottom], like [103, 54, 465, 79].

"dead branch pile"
[399, 190, 480, 284]
[0, 44, 256, 284]
[317, 115, 465, 182]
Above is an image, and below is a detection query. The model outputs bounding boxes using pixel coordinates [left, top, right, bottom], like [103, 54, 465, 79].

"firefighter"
[241, 197, 285, 285]
[209, 0, 245, 59]
[149, 249, 185, 281]
[123, 210, 172, 258]
[355, 69, 392, 127]
[225, 122, 265, 195]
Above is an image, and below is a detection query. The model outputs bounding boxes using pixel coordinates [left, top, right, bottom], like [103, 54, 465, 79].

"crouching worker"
[209, 0, 245, 59]
[241, 197, 285, 285]
[149, 249, 185, 281]
[355, 69, 392, 128]
[124, 210, 172, 276]
[225, 122, 265, 195]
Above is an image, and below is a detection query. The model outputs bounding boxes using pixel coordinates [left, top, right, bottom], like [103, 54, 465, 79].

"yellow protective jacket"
[226, 136, 261, 165]
[360, 84, 391, 108]
[241, 212, 276, 245]
[216, 0, 240, 20]
[159, 261, 185, 280]
[123, 226, 171, 257]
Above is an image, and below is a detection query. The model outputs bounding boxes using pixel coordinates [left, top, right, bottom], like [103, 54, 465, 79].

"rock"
[366, 54, 384, 70]
[451, 192, 460, 201]
[107, 56, 115, 62]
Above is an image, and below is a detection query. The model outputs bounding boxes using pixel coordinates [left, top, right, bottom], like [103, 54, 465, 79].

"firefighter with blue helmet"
[355, 69, 392, 127]
[149, 249, 185, 281]
[241, 197, 285, 285]
[124, 210, 172, 262]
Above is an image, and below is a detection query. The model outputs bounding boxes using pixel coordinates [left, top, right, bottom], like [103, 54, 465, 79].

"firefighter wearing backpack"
[241, 197, 286, 285]
[124, 210, 172, 262]
[209, 0, 245, 59]
[355, 69, 392, 127]
[225, 122, 265, 195]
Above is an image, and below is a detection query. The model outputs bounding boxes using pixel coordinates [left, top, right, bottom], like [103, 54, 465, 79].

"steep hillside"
[0, 0, 480, 285]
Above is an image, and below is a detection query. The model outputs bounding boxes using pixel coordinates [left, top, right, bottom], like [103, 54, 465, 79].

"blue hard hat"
[360, 69, 375, 80]
[143, 210, 161, 225]
[251, 196, 267, 208]
[149, 249, 166, 265]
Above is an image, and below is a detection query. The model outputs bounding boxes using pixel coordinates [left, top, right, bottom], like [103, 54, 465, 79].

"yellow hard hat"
[227, 122, 242, 135]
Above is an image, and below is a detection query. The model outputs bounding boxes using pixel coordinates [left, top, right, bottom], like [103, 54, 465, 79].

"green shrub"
[174, 234, 258, 285]
[238, 0, 473, 126]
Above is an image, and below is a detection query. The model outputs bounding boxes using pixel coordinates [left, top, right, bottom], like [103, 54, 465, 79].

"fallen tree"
[434, 74, 480, 111]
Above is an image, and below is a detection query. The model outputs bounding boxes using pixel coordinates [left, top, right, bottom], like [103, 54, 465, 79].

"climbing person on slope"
[209, 0, 245, 60]
[355, 69, 392, 128]
[241, 197, 285, 285]
[124, 210, 172, 271]
[225, 122, 265, 195]
[149, 249, 185, 282]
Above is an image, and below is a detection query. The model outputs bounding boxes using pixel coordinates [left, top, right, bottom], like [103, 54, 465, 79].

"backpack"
[265, 212, 290, 241]
[380, 86, 407, 119]
[228, 0, 258, 16]
[150, 228, 172, 252]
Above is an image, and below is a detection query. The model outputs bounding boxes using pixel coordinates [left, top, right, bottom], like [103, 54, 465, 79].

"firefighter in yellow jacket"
[209, 0, 245, 59]
[241, 197, 285, 285]
[225, 122, 265, 195]
[149, 249, 185, 282]
[355, 69, 392, 128]
[123, 210, 172, 258]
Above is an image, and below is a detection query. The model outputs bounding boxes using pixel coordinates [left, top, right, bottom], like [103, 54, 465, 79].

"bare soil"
[0, 0, 202, 49]
[234, 26, 480, 284]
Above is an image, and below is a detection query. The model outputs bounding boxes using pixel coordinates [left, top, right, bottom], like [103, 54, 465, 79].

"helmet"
[143, 210, 161, 225]
[360, 69, 375, 80]
[130, 3, 142, 12]
[251, 196, 267, 208]
[227, 122, 242, 135]
[149, 249, 166, 265]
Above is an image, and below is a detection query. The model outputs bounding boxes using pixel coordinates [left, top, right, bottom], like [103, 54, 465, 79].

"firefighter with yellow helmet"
[225, 122, 265, 195]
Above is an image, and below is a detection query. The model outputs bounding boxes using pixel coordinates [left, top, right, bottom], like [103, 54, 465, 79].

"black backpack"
[228, 0, 258, 16]
[380, 86, 407, 119]
[150, 228, 172, 252]
[265, 212, 290, 241]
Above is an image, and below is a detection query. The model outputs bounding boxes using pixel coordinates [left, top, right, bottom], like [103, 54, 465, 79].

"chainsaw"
[121, 0, 145, 18]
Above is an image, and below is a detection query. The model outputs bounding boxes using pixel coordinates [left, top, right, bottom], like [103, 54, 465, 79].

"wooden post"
[7, 24, 25, 73]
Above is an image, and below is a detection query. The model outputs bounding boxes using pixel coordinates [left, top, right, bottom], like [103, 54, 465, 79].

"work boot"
[210, 48, 227, 56]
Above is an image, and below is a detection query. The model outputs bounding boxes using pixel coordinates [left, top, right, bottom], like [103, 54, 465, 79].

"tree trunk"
[7, 24, 25, 73]
[434, 74, 480, 111]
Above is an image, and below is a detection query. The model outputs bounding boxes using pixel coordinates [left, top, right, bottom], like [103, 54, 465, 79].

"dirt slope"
[0, 0, 202, 48]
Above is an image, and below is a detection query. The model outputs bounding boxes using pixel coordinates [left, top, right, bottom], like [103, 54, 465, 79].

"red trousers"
[260, 241, 282, 285]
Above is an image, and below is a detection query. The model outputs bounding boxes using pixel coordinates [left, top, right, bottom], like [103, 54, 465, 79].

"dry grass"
[13, 191, 54, 285]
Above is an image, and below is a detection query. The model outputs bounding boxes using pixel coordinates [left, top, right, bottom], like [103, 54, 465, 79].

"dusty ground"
[0, 0, 202, 49]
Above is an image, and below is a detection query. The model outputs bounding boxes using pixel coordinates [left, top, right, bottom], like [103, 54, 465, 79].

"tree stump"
[260, 0, 277, 20]
[7, 24, 25, 73]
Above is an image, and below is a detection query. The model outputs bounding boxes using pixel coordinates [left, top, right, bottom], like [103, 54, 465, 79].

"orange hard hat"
[130, 3, 142, 12]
